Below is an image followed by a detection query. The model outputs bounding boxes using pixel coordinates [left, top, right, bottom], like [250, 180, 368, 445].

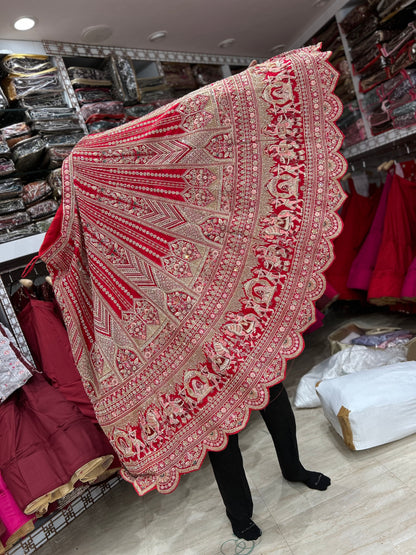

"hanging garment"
[35, 45, 346, 495]
[400, 159, 416, 181]
[16, 292, 121, 471]
[368, 174, 416, 304]
[401, 256, 416, 299]
[347, 172, 393, 291]
[325, 180, 381, 300]
[0, 472, 34, 554]
[17, 297, 97, 422]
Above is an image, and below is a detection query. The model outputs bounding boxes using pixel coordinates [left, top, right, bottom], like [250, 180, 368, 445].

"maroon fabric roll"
[0, 373, 114, 513]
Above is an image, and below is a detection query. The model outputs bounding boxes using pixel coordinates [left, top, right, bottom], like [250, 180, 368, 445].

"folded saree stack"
[0, 54, 81, 243]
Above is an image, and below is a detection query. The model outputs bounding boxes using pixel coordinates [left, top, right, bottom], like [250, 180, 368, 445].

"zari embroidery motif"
[40, 45, 347, 495]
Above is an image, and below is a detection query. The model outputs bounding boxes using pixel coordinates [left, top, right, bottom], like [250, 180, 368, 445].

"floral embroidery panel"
[40, 45, 347, 495]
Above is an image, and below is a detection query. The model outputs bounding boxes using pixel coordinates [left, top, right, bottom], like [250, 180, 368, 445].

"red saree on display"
[36, 45, 346, 495]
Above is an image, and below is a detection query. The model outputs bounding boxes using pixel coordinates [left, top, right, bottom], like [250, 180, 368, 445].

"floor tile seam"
[372, 459, 416, 495]
[253, 481, 325, 552]
[250, 481, 294, 553]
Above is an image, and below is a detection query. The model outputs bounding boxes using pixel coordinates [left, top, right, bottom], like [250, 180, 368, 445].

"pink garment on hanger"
[347, 172, 393, 291]
[325, 180, 381, 300]
[0, 472, 34, 552]
[397, 162, 416, 301]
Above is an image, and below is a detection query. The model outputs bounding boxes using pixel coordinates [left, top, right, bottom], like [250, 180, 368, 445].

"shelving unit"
[343, 124, 416, 159]
[310, 1, 416, 163]
[0, 232, 44, 266]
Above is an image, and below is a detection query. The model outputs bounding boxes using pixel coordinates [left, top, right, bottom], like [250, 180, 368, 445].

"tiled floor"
[33, 306, 416, 554]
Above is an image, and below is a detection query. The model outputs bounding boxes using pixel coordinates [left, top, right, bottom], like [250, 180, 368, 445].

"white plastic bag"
[294, 344, 407, 409]
[316, 361, 416, 450]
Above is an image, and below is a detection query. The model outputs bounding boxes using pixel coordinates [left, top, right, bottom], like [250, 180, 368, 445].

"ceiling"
[0, 0, 350, 59]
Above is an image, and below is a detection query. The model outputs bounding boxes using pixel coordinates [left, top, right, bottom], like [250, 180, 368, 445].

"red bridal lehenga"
[35, 45, 347, 495]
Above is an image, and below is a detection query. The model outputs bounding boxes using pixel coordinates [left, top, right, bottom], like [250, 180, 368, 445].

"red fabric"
[39, 46, 346, 495]
[325, 181, 381, 300]
[17, 297, 121, 469]
[17, 297, 96, 422]
[402, 256, 416, 299]
[368, 174, 416, 304]
[347, 172, 393, 291]
[305, 308, 324, 334]
[315, 280, 339, 311]
[0, 373, 114, 513]
[400, 159, 416, 181]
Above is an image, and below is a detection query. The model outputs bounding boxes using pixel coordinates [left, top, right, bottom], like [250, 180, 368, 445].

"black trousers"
[208, 382, 303, 525]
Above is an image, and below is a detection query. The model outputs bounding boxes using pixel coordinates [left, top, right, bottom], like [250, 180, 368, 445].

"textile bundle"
[36, 45, 346, 495]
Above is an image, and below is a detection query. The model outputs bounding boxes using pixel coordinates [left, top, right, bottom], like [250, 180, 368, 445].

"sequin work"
[39, 46, 347, 495]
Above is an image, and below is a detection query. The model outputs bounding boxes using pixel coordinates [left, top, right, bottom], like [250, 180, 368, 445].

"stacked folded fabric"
[0, 54, 84, 164]
[160, 62, 197, 92]
[1, 55, 61, 101]
[124, 62, 222, 121]
[135, 75, 172, 102]
[191, 64, 224, 86]
[337, 101, 367, 146]
[0, 54, 73, 242]
[0, 173, 57, 243]
[359, 21, 416, 93]
[68, 56, 140, 132]
[339, 1, 416, 139]
[124, 75, 175, 120]
[25, 107, 84, 148]
[104, 55, 140, 105]
[340, 2, 416, 92]
[68, 64, 124, 132]
[362, 68, 416, 132]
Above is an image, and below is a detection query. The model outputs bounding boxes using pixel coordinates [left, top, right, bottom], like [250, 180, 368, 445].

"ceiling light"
[148, 31, 167, 42]
[13, 17, 36, 31]
[218, 38, 235, 49]
[81, 24, 112, 43]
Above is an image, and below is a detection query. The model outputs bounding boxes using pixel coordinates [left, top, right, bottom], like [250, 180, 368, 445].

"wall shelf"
[342, 122, 416, 160]
[0, 232, 45, 266]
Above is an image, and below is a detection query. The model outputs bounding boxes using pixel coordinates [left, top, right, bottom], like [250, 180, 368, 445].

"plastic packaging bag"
[294, 343, 408, 409]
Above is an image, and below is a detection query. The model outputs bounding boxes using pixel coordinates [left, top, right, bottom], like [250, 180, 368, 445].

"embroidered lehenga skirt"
[37, 45, 347, 495]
